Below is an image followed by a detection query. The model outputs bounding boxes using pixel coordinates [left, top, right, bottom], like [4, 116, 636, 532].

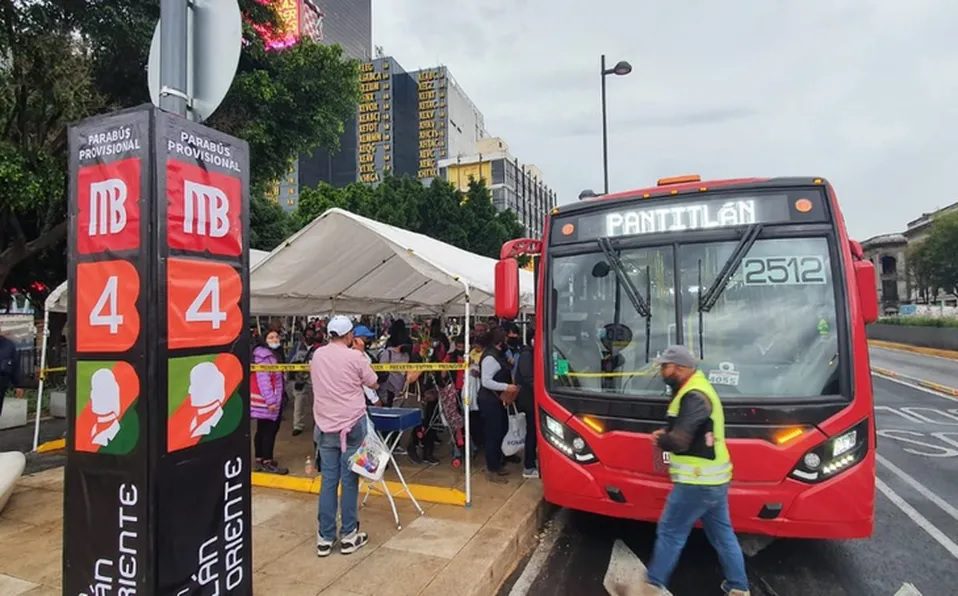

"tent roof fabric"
[44, 249, 270, 313]
[250, 208, 534, 315]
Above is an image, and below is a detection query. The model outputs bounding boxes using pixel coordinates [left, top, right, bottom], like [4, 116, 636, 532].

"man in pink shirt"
[311, 315, 378, 557]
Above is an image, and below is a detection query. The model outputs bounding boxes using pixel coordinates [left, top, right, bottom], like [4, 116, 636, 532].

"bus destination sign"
[554, 192, 826, 244]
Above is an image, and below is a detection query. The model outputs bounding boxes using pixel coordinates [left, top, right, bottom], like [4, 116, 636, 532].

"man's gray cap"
[655, 345, 697, 368]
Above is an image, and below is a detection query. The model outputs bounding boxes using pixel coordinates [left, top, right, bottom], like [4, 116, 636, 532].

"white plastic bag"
[349, 417, 390, 481]
[501, 405, 526, 457]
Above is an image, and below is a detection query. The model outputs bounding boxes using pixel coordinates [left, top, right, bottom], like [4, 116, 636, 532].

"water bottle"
[305, 455, 315, 477]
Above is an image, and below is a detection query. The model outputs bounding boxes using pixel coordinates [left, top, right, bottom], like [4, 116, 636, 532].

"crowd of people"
[247, 313, 539, 556]
[248, 314, 538, 477]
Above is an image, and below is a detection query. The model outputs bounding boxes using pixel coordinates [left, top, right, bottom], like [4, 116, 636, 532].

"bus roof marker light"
[795, 198, 813, 213]
[581, 415, 605, 434]
[813, 178, 824, 184]
[699, 187, 708, 192]
[657, 174, 701, 186]
[775, 427, 804, 445]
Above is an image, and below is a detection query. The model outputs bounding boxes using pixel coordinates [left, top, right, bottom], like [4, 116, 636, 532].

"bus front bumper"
[540, 448, 875, 540]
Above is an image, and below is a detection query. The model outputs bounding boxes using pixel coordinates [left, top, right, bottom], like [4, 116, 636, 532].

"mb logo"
[88, 179, 128, 236]
[184, 180, 230, 238]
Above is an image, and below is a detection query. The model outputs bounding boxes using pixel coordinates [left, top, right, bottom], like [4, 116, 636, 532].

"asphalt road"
[504, 348, 958, 596]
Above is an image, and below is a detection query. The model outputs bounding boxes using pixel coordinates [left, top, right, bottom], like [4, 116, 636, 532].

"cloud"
[373, 0, 958, 239]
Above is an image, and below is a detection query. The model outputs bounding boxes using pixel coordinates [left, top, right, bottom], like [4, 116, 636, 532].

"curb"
[869, 339, 958, 362]
[35, 438, 65, 453]
[871, 367, 958, 397]
[251, 470, 468, 506]
[420, 481, 552, 596]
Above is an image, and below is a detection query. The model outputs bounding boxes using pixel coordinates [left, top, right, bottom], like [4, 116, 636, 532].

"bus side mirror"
[495, 258, 520, 320]
[853, 258, 878, 325]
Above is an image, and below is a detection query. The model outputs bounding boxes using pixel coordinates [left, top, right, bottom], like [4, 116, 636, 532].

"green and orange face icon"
[75, 361, 140, 454]
[167, 353, 243, 453]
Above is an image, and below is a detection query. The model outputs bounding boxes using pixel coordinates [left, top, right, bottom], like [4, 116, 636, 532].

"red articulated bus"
[495, 175, 880, 539]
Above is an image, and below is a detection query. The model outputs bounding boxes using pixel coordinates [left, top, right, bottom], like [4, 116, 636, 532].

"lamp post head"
[612, 60, 632, 76]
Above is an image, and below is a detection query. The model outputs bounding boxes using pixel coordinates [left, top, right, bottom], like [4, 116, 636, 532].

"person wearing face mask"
[503, 323, 523, 378]
[625, 345, 748, 596]
[250, 330, 289, 474]
[478, 327, 520, 483]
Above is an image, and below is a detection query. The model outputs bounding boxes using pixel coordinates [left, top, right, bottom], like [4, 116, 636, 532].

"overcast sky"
[372, 0, 958, 239]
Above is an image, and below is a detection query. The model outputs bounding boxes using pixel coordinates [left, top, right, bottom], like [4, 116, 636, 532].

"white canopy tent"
[250, 208, 534, 315]
[251, 208, 535, 505]
[31, 249, 270, 450]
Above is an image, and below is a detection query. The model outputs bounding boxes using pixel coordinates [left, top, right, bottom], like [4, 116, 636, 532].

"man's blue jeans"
[315, 418, 366, 542]
[646, 482, 749, 592]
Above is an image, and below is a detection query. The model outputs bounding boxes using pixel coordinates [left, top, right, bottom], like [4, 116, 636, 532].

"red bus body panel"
[532, 177, 876, 540]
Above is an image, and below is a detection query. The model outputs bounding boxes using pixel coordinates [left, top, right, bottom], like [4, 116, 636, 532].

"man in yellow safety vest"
[641, 345, 749, 596]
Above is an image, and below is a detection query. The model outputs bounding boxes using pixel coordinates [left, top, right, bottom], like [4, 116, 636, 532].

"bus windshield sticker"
[742, 255, 826, 286]
[555, 359, 570, 376]
[708, 362, 740, 387]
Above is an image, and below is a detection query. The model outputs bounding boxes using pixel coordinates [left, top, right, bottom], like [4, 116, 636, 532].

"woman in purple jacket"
[251, 330, 289, 474]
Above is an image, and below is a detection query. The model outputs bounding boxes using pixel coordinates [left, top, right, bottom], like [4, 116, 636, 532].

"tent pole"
[458, 278, 472, 507]
[32, 309, 51, 451]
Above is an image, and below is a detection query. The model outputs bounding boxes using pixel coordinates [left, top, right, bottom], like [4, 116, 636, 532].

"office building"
[438, 137, 557, 238]
[355, 57, 419, 183]
[267, 0, 372, 211]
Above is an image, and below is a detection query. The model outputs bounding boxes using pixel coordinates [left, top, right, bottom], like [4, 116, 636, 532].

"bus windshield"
[549, 236, 842, 400]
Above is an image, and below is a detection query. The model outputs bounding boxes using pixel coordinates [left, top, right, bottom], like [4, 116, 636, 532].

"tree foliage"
[0, 0, 359, 296]
[294, 176, 526, 259]
[908, 211, 958, 301]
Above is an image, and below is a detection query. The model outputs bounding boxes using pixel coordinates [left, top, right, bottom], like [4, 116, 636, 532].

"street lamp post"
[601, 54, 632, 195]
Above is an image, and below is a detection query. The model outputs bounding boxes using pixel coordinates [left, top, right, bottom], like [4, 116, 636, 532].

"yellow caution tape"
[251, 362, 466, 373]
[41, 362, 463, 376]
[39, 366, 67, 380]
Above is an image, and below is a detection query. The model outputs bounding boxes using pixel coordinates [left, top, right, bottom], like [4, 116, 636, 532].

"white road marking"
[894, 582, 922, 596]
[876, 477, 958, 560]
[877, 454, 958, 522]
[603, 539, 648, 596]
[508, 509, 569, 596]
[872, 373, 958, 403]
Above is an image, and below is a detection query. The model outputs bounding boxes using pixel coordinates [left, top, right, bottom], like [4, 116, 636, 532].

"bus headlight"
[540, 410, 598, 464]
[790, 419, 869, 483]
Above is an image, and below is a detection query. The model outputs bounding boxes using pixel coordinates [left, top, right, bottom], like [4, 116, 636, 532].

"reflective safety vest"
[665, 371, 732, 485]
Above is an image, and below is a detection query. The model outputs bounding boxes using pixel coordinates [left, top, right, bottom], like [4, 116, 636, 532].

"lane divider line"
[876, 476, 958, 560]
[871, 368, 958, 399]
[876, 454, 958, 522]
[869, 339, 958, 362]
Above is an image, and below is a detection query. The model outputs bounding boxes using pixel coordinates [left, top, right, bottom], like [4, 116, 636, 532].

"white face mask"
[267, 341, 281, 350]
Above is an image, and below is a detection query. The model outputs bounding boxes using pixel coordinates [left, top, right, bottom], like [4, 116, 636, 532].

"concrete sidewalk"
[0, 464, 546, 595]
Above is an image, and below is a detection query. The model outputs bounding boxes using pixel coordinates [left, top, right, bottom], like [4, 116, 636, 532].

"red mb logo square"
[167, 159, 242, 257]
[76, 157, 141, 254]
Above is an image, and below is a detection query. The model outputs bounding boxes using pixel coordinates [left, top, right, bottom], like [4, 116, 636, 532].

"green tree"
[250, 195, 294, 251]
[907, 240, 936, 303]
[918, 211, 958, 299]
[0, 0, 359, 289]
[293, 175, 526, 259]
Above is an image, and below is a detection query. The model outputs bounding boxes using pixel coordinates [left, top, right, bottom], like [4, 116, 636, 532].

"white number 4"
[186, 276, 227, 329]
[90, 275, 124, 334]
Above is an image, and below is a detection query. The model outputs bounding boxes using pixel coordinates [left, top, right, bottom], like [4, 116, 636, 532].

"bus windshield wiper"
[597, 238, 650, 318]
[598, 238, 653, 363]
[699, 224, 763, 313]
[696, 224, 762, 358]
